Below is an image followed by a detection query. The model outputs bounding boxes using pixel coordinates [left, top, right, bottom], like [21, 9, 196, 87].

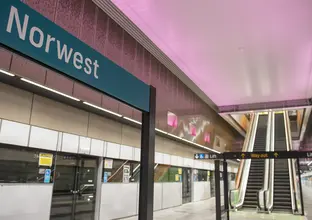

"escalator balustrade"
[273, 114, 292, 212]
[243, 115, 267, 209]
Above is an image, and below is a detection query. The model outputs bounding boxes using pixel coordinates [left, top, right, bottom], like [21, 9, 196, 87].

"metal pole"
[138, 86, 156, 220]
[94, 157, 103, 220]
[296, 158, 305, 216]
[223, 161, 230, 220]
[215, 160, 221, 220]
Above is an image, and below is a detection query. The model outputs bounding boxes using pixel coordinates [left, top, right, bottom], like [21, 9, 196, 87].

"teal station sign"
[0, 0, 150, 112]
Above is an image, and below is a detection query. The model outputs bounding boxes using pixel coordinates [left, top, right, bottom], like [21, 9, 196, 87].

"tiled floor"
[123, 184, 312, 220]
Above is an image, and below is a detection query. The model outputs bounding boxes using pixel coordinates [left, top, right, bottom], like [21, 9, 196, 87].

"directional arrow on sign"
[241, 153, 245, 159]
[195, 154, 199, 159]
[274, 152, 279, 158]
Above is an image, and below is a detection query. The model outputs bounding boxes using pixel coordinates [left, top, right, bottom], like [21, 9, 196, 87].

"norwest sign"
[0, 0, 150, 112]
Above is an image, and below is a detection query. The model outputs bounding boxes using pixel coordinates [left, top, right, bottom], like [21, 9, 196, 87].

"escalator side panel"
[243, 115, 268, 209]
[273, 114, 292, 212]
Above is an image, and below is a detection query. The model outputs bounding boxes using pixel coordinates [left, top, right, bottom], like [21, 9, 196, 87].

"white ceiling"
[111, 0, 312, 106]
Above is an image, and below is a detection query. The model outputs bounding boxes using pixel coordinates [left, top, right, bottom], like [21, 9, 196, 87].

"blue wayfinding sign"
[0, 0, 150, 112]
[44, 169, 51, 183]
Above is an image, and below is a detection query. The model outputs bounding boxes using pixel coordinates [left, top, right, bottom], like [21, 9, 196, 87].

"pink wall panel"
[11, 54, 46, 84]
[45, 70, 74, 96]
[80, 0, 97, 47]
[0, 48, 12, 72]
[22, 0, 239, 147]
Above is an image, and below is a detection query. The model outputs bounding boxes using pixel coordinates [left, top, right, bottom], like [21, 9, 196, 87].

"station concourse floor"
[123, 185, 312, 220]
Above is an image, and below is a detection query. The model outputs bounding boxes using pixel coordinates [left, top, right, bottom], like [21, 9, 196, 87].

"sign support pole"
[296, 158, 305, 216]
[215, 160, 221, 220]
[138, 86, 156, 220]
[223, 160, 230, 220]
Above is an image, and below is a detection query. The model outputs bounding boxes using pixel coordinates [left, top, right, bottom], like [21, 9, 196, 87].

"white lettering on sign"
[6, 6, 99, 79]
[209, 154, 217, 159]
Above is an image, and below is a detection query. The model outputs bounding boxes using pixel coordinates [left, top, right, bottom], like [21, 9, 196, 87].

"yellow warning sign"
[178, 168, 182, 175]
[39, 153, 53, 167]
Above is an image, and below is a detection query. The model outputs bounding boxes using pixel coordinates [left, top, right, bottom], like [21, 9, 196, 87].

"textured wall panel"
[0, 83, 33, 124]
[21, 0, 238, 150]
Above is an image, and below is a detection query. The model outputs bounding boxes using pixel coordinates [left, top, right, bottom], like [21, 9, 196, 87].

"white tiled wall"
[78, 136, 91, 154]
[0, 120, 30, 146]
[61, 133, 79, 153]
[106, 142, 120, 158]
[90, 139, 105, 156]
[0, 119, 240, 172]
[120, 145, 134, 160]
[29, 126, 58, 151]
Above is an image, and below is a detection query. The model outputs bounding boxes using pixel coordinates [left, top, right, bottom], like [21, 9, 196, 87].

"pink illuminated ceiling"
[111, 0, 312, 106]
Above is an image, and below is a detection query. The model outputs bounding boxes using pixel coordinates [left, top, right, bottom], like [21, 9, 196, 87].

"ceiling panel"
[111, 0, 312, 106]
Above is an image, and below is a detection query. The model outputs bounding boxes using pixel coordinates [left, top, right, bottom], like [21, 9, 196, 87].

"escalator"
[273, 113, 292, 212]
[243, 115, 268, 208]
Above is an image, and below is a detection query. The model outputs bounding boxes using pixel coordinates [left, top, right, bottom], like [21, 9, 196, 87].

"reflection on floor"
[123, 184, 312, 220]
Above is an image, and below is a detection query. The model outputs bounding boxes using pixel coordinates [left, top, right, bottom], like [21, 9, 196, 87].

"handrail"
[283, 111, 296, 213]
[230, 113, 259, 209]
[235, 114, 255, 189]
[285, 111, 300, 213]
[265, 111, 275, 212]
[258, 111, 272, 210]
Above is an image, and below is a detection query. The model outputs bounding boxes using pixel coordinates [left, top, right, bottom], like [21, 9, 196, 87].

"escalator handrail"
[234, 114, 255, 190]
[265, 112, 275, 212]
[285, 111, 299, 213]
[230, 113, 259, 209]
[258, 111, 272, 210]
[283, 111, 296, 213]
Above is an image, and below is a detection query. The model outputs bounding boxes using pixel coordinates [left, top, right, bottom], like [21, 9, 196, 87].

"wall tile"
[79, 136, 91, 154]
[61, 133, 79, 153]
[45, 70, 74, 97]
[106, 142, 120, 159]
[134, 148, 141, 161]
[121, 124, 141, 148]
[120, 145, 134, 160]
[0, 120, 30, 147]
[90, 139, 105, 157]
[10, 54, 46, 84]
[88, 113, 122, 143]
[0, 83, 33, 124]
[0, 48, 12, 72]
[29, 126, 58, 151]
[31, 95, 89, 136]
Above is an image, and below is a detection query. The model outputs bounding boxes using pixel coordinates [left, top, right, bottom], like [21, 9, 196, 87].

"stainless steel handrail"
[230, 113, 259, 210]
[283, 111, 296, 213]
[234, 114, 255, 190]
[265, 112, 275, 212]
[285, 111, 300, 213]
[258, 111, 272, 210]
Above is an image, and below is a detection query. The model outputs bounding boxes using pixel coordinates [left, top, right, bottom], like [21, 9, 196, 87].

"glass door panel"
[50, 155, 77, 220]
[74, 158, 97, 220]
[182, 168, 192, 204]
[50, 154, 97, 220]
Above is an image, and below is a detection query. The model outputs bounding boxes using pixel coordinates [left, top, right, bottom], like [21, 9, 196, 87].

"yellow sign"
[178, 168, 182, 175]
[275, 111, 283, 114]
[175, 174, 180, 182]
[259, 112, 268, 115]
[274, 152, 279, 158]
[207, 171, 210, 176]
[251, 153, 269, 159]
[39, 153, 53, 167]
[241, 153, 246, 159]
